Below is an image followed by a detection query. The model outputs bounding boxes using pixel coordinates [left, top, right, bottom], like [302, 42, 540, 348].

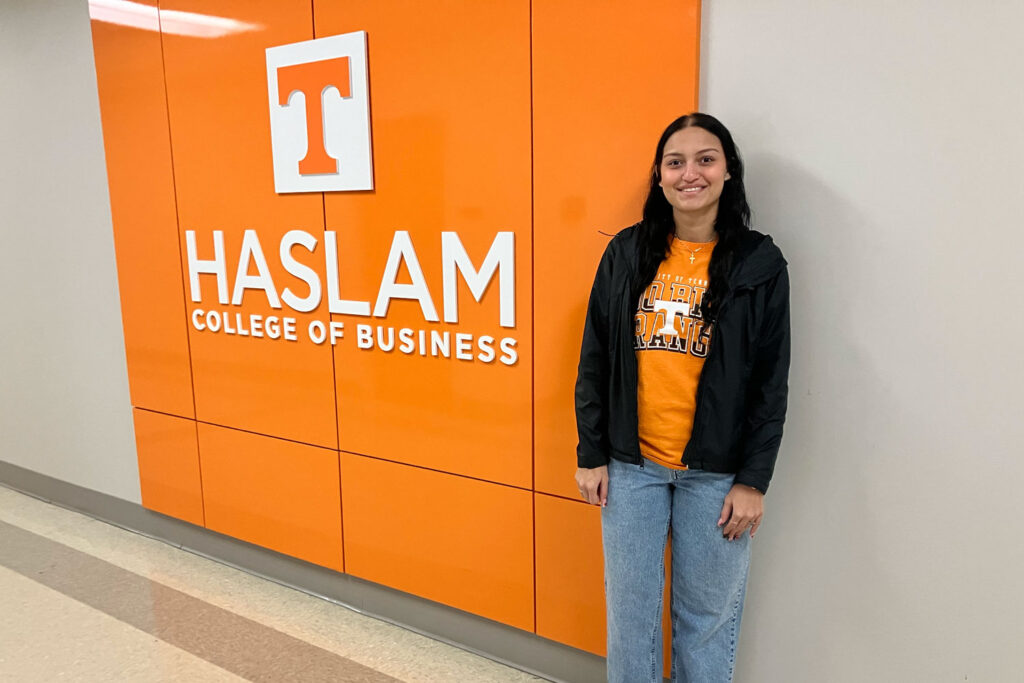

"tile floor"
[0, 485, 545, 682]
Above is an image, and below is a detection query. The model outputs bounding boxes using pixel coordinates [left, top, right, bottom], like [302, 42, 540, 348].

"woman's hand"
[575, 465, 609, 507]
[718, 484, 764, 540]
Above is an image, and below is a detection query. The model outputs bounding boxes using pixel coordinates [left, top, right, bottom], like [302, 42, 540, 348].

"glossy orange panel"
[532, 1, 702, 497]
[161, 0, 337, 447]
[341, 453, 533, 630]
[133, 408, 203, 526]
[534, 493, 606, 654]
[535, 493, 672, 665]
[315, 1, 533, 487]
[198, 423, 342, 570]
[90, 2, 194, 418]
[181, 223, 338, 447]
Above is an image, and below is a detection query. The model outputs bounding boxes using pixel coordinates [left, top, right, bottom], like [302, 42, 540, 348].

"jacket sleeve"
[735, 267, 791, 494]
[574, 241, 617, 469]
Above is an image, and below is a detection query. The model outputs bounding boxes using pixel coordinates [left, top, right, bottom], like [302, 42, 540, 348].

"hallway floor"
[0, 485, 544, 682]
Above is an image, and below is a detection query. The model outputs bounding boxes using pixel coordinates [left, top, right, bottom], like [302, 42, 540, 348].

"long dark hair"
[635, 113, 751, 323]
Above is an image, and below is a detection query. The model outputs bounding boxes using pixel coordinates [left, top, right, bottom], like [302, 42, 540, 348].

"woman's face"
[658, 126, 731, 217]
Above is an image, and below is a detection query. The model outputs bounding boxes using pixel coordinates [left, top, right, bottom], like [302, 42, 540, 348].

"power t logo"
[266, 31, 373, 193]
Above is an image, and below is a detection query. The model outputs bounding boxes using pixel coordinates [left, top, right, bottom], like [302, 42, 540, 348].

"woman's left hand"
[718, 484, 764, 540]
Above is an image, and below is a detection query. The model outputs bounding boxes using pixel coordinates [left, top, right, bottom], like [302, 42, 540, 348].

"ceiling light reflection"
[88, 0, 261, 38]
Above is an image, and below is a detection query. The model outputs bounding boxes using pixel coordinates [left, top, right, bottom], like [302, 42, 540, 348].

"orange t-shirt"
[634, 237, 715, 469]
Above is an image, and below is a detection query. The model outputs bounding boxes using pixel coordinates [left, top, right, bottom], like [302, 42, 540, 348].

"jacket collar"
[728, 230, 787, 290]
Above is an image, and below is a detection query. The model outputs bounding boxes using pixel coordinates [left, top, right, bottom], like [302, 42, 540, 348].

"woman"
[574, 113, 790, 682]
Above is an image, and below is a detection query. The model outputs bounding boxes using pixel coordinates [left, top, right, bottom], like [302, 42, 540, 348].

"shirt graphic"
[634, 275, 711, 356]
[634, 238, 715, 468]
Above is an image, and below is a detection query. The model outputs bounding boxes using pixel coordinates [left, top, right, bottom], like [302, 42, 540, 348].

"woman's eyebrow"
[663, 148, 721, 157]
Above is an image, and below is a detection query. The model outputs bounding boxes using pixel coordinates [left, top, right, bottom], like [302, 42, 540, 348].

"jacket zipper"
[624, 274, 646, 465]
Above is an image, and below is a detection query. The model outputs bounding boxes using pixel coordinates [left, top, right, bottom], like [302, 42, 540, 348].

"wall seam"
[308, 0, 345, 575]
[155, 0, 206, 527]
[529, 0, 538, 636]
[137, 404, 535, 494]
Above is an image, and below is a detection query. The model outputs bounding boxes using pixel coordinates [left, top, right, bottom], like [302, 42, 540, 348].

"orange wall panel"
[199, 423, 343, 571]
[133, 408, 203, 526]
[315, 0, 533, 488]
[181, 223, 339, 448]
[535, 493, 672, 669]
[535, 493, 606, 655]
[90, 3, 194, 418]
[532, 1, 702, 497]
[341, 453, 533, 631]
[160, 0, 338, 448]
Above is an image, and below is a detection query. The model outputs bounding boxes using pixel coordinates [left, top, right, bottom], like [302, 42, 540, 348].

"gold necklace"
[674, 234, 715, 263]
[681, 245, 704, 264]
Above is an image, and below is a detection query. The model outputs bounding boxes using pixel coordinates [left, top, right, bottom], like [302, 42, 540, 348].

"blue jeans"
[602, 458, 751, 683]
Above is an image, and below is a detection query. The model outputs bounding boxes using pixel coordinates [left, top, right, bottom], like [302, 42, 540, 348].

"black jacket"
[574, 224, 790, 494]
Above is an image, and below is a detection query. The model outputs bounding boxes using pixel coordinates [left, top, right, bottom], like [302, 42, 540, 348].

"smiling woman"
[573, 113, 791, 683]
[658, 127, 732, 230]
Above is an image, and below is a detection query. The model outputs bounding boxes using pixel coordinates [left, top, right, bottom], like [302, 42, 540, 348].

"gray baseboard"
[0, 460, 607, 683]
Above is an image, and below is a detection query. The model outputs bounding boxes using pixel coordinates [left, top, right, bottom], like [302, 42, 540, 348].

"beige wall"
[0, 0, 140, 503]
[701, 1, 1024, 680]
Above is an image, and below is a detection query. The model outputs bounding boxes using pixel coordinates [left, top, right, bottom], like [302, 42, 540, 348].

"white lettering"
[477, 335, 495, 363]
[232, 229, 281, 308]
[373, 231, 439, 321]
[186, 230, 229, 304]
[329, 321, 345, 345]
[283, 317, 297, 341]
[377, 326, 395, 351]
[398, 328, 415, 353]
[280, 230, 322, 312]
[265, 316, 281, 339]
[499, 337, 518, 366]
[430, 330, 450, 357]
[324, 232, 371, 316]
[441, 231, 515, 328]
[205, 309, 222, 332]
[455, 332, 473, 360]
[308, 320, 327, 344]
[356, 324, 373, 349]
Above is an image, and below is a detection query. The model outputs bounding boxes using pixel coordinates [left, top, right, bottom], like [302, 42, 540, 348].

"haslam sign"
[185, 229, 520, 365]
[267, 31, 373, 193]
